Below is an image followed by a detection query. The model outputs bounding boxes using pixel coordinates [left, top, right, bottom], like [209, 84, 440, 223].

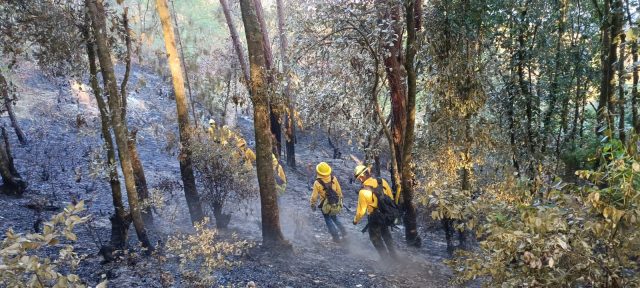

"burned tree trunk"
[0, 72, 27, 145]
[0, 126, 25, 195]
[275, 0, 296, 167]
[84, 24, 130, 249]
[87, 0, 153, 250]
[128, 129, 153, 226]
[240, 0, 290, 249]
[155, 0, 205, 225]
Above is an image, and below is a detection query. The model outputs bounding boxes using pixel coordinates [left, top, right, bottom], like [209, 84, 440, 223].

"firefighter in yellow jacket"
[310, 162, 346, 242]
[353, 165, 397, 260]
[273, 154, 286, 195]
[235, 137, 256, 168]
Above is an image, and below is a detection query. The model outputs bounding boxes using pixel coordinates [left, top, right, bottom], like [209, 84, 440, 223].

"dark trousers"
[323, 213, 346, 241]
[368, 220, 396, 260]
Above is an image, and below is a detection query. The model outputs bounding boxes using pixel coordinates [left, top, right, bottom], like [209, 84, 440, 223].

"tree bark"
[598, 0, 622, 141]
[276, 0, 296, 167]
[0, 72, 27, 145]
[169, 0, 198, 127]
[87, 0, 153, 250]
[120, 8, 132, 122]
[628, 0, 639, 133]
[155, 0, 204, 225]
[252, 0, 282, 157]
[542, 0, 568, 150]
[128, 129, 153, 226]
[240, 0, 290, 249]
[220, 0, 250, 83]
[84, 24, 129, 249]
[402, 0, 422, 247]
[0, 126, 25, 195]
[618, 32, 626, 142]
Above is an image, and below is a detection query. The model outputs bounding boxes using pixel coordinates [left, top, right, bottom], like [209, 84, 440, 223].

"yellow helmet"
[209, 119, 216, 126]
[272, 154, 278, 166]
[316, 162, 332, 176]
[353, 165, 369, 179]
[236, 138, 247, 148]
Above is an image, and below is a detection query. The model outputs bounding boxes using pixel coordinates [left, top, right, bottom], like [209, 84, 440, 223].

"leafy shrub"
[448, 136, 640, 287]
[0, 201, 107, 288]
[188, 128, 257, 228]
[164, 218, 252, 287]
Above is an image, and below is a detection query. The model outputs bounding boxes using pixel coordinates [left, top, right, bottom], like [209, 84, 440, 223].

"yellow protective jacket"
[310, 175, 343, 208]
[353, 177, 394, 224]
[274, 161, 287, 195]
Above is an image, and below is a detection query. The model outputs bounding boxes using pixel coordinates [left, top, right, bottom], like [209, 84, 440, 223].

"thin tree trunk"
[84, 24, 129, 249]
[155, 0, 204, 225]
[87, 0, 153, 250]
[542, 0, 568, 150]
[626, 0, 639, 133]
[240, 0, 290, 249]
[618, 32, 626, 142]
[0, 72, 27, 145]
[120, 7, 132, 122]
[220, 0, 250, 83]
[402, 0, 421, 247]
[170, 0, 198, 127]
[128, 129, 153, 226]
[276, 0, 296, 167]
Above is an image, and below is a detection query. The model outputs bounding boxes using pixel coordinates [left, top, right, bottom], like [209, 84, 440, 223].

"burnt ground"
[0, 62, 470, 287]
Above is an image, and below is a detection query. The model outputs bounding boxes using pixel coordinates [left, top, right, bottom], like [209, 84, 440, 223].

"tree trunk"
[633, 40, 639, 133]
[276, 0, 296, 168]
[0, 126, 25, 195]
[0, 72, 27, 145]
[240, 0, 290, 249]
[155, 0, 204, 225]
[211, 199, 231, 229]
[87, 0, 153, 250]
[542, 0, 568, 150]
[598, 0, 622, 141]
[401, 0, 422, 248]
[618, 32, 626, 142]
[378, 2, 407, 171]
[128, 129, 153, 226]
[120, 8, 132, 122]
[252, 0, 282, 157]
[220, 0, 250, 83]
[84, 24, 129, 249]
[169, 0, 198, 127]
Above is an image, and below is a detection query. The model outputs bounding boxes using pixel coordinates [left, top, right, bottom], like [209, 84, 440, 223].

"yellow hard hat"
[316, 162, 331, 176]
[236, 138, 247, 148]
[209, 119, 215, 125]
[353, 165, 369, 178]
[272, 154, 278, 165]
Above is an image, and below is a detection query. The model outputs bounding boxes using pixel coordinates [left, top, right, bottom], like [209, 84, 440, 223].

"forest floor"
[0, 62, 470, 287]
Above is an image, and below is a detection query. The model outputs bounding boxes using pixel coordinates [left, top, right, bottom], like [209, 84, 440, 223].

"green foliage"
[449, 136, 640, 287]
[0, 201, 106, 288]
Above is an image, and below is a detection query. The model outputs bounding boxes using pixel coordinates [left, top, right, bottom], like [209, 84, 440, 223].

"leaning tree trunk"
[240, 0, 290, 249]
[0, 126, 25, 195]
[155, 0, 205, 225]
[220, 0, 250, 83]
[169, 0, 198, 127]
[84, 25, 129, 249]
[0, 72, 27, 145]
[87, 0, 153, 250]
[401, 0, 422, 247]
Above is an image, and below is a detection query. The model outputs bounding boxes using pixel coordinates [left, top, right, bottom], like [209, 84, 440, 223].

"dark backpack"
[317, 176, 342, 215]
[366, 178, 401, 227]
[317, 176, 339, 205]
